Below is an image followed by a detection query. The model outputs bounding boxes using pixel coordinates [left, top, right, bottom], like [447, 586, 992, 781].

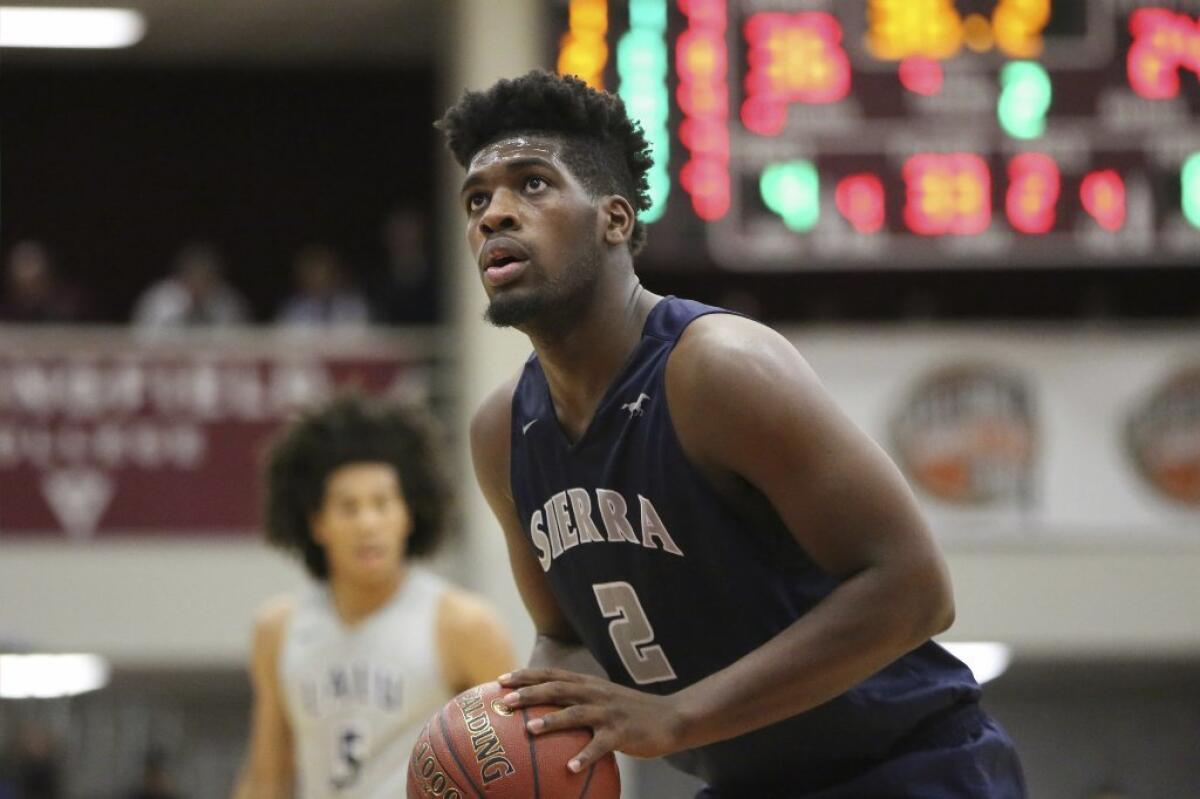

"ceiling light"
[0, 7, 145, 49]
[939, 641, 1012, 684]
[0, 653, 111, 698]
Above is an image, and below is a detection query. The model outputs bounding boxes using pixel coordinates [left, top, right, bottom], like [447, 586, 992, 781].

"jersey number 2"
[593, 581, 677, 685]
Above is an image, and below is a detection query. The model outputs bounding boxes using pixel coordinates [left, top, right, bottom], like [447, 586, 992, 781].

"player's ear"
[309, 511, 328, 546]
[601, 196, 636, 246]
[397, 497, 414, 540]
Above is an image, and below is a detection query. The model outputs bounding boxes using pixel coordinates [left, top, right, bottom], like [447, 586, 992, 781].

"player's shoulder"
[437, 586, 500, 631]
[668, 311, 809, 396]
[469, 374, 522, 493]
[665, 310, 829, 468]
[251, 594, 296, 650]
[435, 586, 509, 655]
[470, 374, 521, 449]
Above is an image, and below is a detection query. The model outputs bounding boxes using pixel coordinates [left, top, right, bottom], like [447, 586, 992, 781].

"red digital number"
[677, 0, 730, 220]
[1080, 170, 1126, 232]
[1006, 153, 1059, 234]
[903, 154, 992, 236]
[835, 174, 886, 233]
[1127, 9, 1200, 100]
[741, 12, 851, 136]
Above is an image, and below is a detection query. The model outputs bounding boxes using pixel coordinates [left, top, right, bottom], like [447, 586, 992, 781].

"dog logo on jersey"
[622, 393, 651, 417]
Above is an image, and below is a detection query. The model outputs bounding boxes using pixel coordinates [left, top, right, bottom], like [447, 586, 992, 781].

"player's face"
[311, 462, 411, 584]
[461, 136, 604, 330]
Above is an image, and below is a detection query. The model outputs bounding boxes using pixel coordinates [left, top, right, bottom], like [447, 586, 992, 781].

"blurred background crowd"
[3, 219, 431, 329]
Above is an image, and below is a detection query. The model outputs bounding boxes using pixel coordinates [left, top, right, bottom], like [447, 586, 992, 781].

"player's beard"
[484, 240, 603, 334]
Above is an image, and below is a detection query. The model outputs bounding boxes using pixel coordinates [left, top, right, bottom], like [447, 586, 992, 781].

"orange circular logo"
[891, 364, 1037, 505]
[1127, 365, 1200, 507]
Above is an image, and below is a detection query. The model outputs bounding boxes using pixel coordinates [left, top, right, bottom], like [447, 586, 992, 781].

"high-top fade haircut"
[263, 394, 451, 580]
[437, 70, 655, 255]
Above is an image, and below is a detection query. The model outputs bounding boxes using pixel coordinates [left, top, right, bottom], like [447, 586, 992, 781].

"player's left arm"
[659, 313, 955, 746]
[436, 588, 519, 693]
[500, 313, 954, 770]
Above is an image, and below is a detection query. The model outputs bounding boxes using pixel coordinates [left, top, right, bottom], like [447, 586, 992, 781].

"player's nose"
[479, 188, 521, 235]
[352, 505, 387, 530]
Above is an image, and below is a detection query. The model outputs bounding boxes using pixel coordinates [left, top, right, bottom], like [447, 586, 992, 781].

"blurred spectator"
[125, 748, 179, 799]
[133, 243, 250, 328]
[0, 241, 86, 323]
[372, 206, 437, 324]
[7, 723, 61, 799]
[276, 245, 368, 328]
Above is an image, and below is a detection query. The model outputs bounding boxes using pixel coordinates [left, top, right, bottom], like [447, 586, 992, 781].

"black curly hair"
[437, 70, 655, 255]
[263, 394, 451, 580]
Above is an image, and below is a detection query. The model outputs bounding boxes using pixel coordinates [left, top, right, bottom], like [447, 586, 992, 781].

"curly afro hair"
[263, 394, 452, 580]
[437, 70, 655, 255]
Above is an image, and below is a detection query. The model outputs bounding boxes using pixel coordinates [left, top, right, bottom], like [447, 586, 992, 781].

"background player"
[442, 72, 1025, 797]
[232, 395, 514, 798]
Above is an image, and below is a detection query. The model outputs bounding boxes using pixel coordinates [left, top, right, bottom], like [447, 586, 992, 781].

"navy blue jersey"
[509, 297, 987, 794]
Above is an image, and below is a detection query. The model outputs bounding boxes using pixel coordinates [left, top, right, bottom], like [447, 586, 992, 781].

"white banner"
[786, 326, 1200, 541]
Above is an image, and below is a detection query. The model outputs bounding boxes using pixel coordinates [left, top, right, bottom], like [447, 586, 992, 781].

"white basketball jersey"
[280, 568, 453, 798]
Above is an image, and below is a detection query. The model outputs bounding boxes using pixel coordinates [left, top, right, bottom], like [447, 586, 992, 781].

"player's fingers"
[525, 703, 604, 735]
[567, 730, 616, 774]
[497, 667, 583, 688]
[503, 679, 593, 709]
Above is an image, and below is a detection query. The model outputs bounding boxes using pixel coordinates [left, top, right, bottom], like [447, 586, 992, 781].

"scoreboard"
[552, 1, 1200, 271]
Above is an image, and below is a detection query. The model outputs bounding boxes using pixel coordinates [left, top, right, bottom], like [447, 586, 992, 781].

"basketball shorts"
[695, 703, 1026, 799]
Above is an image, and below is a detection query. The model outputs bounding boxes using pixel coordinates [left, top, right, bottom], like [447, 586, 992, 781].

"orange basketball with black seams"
[407, 681, 621, 798]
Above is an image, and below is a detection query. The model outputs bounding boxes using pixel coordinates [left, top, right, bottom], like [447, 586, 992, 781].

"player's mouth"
[355, 543, 390, 562]
[480, 238, 531, 288]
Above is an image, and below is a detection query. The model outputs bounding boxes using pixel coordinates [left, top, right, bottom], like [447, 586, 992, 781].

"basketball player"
[440, 72, 1026, 797]
[232, 396, 515, 798]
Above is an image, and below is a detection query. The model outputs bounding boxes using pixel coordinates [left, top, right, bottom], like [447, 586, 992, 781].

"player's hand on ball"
[498, 667, 684, 773]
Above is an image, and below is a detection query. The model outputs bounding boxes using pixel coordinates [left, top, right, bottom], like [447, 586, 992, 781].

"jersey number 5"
[593, 581, 677, 685]
[330, 721, 367, 791]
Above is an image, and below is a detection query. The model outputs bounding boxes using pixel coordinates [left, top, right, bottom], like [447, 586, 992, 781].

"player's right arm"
[470, 379, 603, 678]
[231, 597, 295, 799]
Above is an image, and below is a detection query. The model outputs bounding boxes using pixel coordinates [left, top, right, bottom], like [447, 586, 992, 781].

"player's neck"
[328, 566, 406, 626]
[531, 278, 660, 443]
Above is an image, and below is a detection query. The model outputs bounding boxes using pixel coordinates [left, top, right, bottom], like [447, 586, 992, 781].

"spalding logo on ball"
[407, 681, 621, 798]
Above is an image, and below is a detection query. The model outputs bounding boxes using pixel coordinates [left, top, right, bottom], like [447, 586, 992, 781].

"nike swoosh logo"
[522, 419, 538, 434]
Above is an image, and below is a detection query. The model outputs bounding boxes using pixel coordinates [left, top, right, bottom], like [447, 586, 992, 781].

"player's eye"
[525, 176, 548, 193]
[466, 193, 487, 212]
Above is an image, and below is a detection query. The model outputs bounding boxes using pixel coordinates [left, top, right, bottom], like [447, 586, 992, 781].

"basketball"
[407, 681, 621, 798]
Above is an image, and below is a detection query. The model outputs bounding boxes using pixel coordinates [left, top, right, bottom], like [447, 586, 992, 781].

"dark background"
[1, 65, 438, 322]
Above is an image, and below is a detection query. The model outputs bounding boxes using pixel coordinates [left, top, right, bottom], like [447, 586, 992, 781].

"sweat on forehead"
[468, 135, 564, 171]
